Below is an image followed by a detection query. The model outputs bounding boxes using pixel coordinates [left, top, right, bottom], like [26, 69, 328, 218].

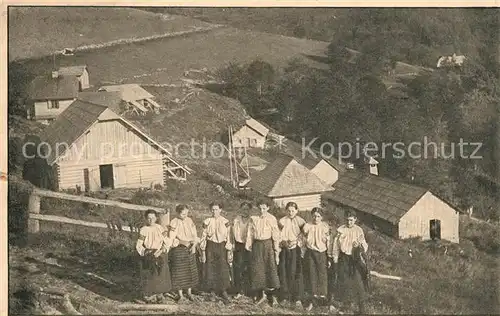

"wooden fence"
[27, 188, 169, 234]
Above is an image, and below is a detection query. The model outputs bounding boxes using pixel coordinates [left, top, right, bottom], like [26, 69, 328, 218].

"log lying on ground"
[370, 270, 402, 280]
[37, 288, 82, 315]
[116, 303, 181, 312]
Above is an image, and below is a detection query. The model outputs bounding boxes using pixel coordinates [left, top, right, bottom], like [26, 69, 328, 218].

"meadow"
[15, 26, 329, 88]
[8, 7, 215, 61]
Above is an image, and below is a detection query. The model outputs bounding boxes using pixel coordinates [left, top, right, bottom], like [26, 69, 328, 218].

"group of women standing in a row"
[136, 200, 369, 314]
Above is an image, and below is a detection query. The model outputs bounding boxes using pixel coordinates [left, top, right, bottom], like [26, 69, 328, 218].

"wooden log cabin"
[36, 99, 189, 192]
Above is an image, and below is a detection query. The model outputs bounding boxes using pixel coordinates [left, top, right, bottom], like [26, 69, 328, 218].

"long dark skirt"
[138, 251, 172, 297]
[204, 240, 231, 291]
[169, 245, 199, 291]
[303, 248, 328, 297]
[336, 252, 367, 305]
[278, 247, 304, 301]
[233, 242, 250, 294]
[249, 239, 280, 291]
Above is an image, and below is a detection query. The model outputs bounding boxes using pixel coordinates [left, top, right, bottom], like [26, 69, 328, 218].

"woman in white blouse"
[135, 209, 172, 303]
[199, 202, 233, 305]
[277, 201, 306, 308]
[168, 204, 200, 302]
[331, 210, 369, 314]
[301, 207, 333, 311]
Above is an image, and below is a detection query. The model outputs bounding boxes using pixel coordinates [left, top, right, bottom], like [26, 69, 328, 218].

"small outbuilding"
[246, 154, 329, 210]
[58, 65, 90, 90]
[325, 171, 460, 243]
[282, 138, 345, 186]
[98, 84, 161, 115]
[232, 118, 269, 149]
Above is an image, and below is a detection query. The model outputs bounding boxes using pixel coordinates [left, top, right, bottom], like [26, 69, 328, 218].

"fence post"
[27, 192, 41, 233]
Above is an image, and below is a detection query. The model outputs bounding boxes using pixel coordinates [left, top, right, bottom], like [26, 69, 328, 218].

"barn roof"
[29, 74, 80, 100]
[247, 154, 328, 197]
[282, 138, 346, 172]
[245, 118, 269, 136]
[77, 91, 125, 113]
[38, 100, 189, 174]
[326, 171, 428, 224]
[58, 65, 87, 77]
[99, 84, 154, 102]
[38, 100, 106, 164]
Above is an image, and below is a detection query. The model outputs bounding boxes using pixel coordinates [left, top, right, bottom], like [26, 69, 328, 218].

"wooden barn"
[58, 65, 90, 90]
[37, 99, 189, 192]
[98, 84, 161, 115]
[26, 71, 80, 124]
[325, 171, 460, 243]
[246, 155, 329, 210]
[282, 138, 345, 186]
[232, 118, 269, 149]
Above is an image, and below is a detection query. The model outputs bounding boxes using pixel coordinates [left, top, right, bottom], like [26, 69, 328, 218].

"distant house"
[98, 84, 161, 115]
[232, 118, 270, 149]
[325, 171, 460, 243]
[282, 138, 345, 186]
[37, 99, 189, 192]
[437, 54, 466, 68]
[26, 71, 80, 124]
[58, 65, 90, 90]
[246, 155, 329, 210]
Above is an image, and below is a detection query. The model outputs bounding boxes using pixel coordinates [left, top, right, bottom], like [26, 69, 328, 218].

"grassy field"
[8, 7, 215, 61]
[15, 25, 329, 87]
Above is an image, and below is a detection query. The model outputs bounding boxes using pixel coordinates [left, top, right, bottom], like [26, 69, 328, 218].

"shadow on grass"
[24, 231, 141, 303]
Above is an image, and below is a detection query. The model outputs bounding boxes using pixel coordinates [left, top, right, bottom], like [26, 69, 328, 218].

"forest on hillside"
[143, 8, 498, 67]
[197, 8, 499, 221]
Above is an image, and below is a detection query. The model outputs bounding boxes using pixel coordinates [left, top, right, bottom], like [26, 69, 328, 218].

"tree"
[247, 58, 275, 96]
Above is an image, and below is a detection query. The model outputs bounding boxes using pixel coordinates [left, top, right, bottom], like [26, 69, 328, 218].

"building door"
[83, 168, 90, 192]
[99, 164, 114, 189]
[429, 219, 441, 240]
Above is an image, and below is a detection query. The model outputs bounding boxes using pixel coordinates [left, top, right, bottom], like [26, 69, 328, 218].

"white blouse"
[232, 215, 250, 244]
[136, 223, 172, 256]
[278, 215, 306, 249]
[331, 224, 368, 262]
[302, 222, 333, 256]
[200, 216, 233, 251]
[169, 217, 199, 248]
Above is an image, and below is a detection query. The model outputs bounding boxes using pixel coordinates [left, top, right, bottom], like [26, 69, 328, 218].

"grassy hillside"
[9, 175, 499, 314]
[8, 7, 215, 61]
[14, 26, 328, 87]
[132, 86, 247, 146]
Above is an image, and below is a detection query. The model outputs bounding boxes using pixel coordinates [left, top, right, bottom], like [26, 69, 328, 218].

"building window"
[47, 100, 60, 109]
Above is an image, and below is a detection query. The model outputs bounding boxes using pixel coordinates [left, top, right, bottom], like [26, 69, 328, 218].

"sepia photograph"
[5, 4, 500, 315]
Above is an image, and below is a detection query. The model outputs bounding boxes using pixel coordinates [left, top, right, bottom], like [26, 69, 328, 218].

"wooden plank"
[370, 270, 402, 281]
[30, 213, 135, 232]
[33, 188, 166, 213]
[28, 193, 41, 233]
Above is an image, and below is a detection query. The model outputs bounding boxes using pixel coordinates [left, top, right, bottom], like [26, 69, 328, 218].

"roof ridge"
[268, 157, 295, 195]
[76, 95, 119, 108]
